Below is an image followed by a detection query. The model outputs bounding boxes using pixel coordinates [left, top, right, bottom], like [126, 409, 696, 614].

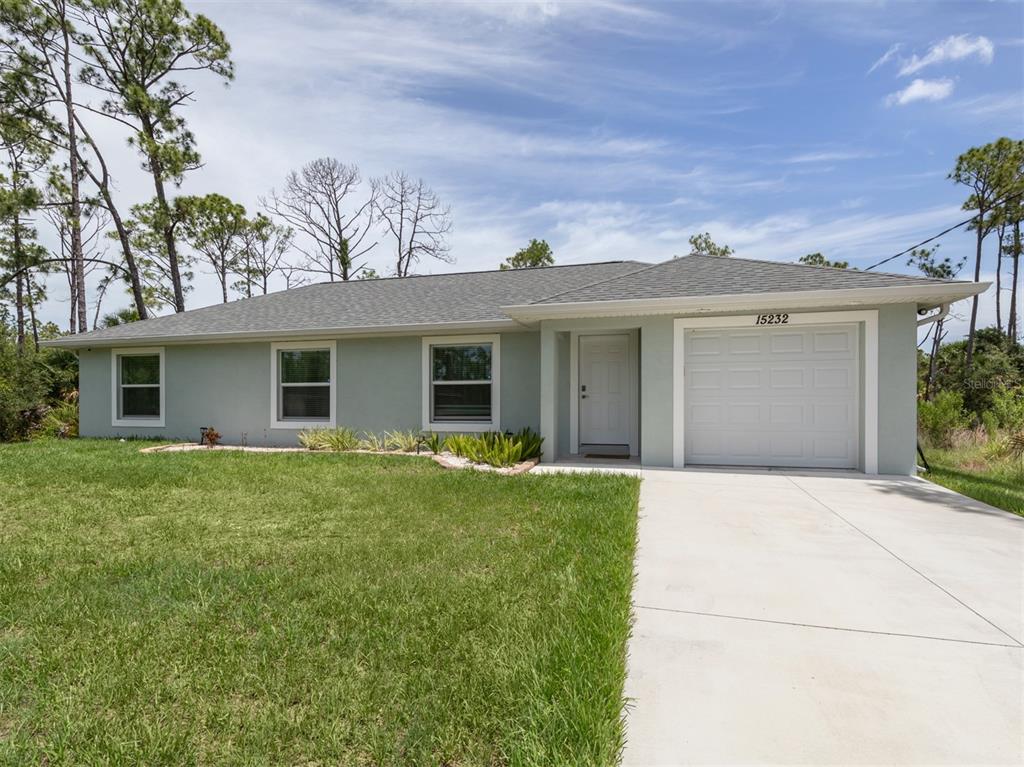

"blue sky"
[46, 1, 1024, 336]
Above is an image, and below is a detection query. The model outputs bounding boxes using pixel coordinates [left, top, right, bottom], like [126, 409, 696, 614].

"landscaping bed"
[0, 439, 639, 765]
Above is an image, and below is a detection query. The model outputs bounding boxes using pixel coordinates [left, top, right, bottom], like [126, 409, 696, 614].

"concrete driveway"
[624, 468, 1023, 766]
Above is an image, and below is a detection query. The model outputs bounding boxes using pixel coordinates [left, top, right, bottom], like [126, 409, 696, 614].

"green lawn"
[922, 444, 1024, 517]
[0, 440, 640, 766]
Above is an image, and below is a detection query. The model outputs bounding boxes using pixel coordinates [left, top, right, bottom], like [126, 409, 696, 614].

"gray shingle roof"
[58, 261, 648, 346]
[532, 254, 955, 304]
[48, 254, 983, 348]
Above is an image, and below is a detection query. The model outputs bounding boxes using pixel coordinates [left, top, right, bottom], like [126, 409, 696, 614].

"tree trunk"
[26, 279, 40, 351]
[61, 18, 87, 334]
[965, 217, 985, 373]
[140, 116, 185, 312]
[74, 113, 149, 320]
[995, 230, 1004, 336]
[68, 270, 76, 334]
[11, 161, 25, 354]
[14, 271, 25, 355]
[1010, 220, 1021, 345]
[926, 319, 942, 401]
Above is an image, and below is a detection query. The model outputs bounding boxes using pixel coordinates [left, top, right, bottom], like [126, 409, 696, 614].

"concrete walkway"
[621, 468, 1024, 765]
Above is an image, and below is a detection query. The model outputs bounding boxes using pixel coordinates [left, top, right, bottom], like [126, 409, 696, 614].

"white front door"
[684, 324, 860, 469]
[579, 334, 632, 450]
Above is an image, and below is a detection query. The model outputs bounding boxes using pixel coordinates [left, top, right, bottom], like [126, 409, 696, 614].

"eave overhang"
[501, 282, 989, 322]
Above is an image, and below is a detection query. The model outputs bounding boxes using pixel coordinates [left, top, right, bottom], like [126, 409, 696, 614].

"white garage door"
[683, 324, 860, 469]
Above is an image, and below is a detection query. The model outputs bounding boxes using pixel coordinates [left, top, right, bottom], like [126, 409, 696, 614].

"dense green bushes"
[0, 322, 78, 441]
[919, 327, 1024, 449]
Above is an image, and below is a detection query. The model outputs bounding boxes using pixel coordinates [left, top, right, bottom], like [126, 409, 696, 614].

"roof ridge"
[528, 258, 670, 305]
[685, 253, 954, 283]
[299, 259, 648, 287]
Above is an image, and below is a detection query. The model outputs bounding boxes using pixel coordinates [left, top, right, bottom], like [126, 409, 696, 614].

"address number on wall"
[754, 313, 789, 325]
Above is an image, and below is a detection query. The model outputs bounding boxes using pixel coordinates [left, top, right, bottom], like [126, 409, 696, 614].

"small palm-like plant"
[359, 432, 388, 452]
[299, 427, 360, 451]
[423, 432, 443, 454]
[384, 430, 420, 452]
[1009, 432, 1024, 461]
[511, 427, 544, 460]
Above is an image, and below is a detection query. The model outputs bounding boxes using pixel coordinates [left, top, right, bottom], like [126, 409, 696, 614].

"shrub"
[1009, 432, 1024, 461]
[384, 430, 420, 452]
[919, 390, 969, 447]
[298, 427, 361, 451]
[470, 432, 524, 468]
[444, 433, 473, 458]
[33, 398, 79, 439]
[423, 432, 443, 454]
[359, 432, 388, 452]
[511, 427, 544, 460]
[201, 426, 222, 447]
[981, 410, 1000, 439]
[989, 387, 1024, 431]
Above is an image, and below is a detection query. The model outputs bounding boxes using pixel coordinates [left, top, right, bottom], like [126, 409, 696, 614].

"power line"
[864, 188, 1024, 272]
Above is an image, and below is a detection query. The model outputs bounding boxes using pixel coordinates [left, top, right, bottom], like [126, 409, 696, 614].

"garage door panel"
[728, 368, 762, 389]
[814, 367, 853, 389]
[728, 403, 761, 425]
[689, 368, 722, 389]
[813, 402, 853, 429]
[813, 330, 854, 354]
[769, 368, 805, 389]
[727, 334, 762, 355]
[685, 324, 859, 469]
[726, 434, 763, 458]
[769, 433, 805, 459]
[689, 403, 721, 425]
[689, 335, 724, 356]
[770, 402, 804, 426]
[770, 332, 805, 354]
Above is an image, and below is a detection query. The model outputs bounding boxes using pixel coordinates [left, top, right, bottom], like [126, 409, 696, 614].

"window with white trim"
[112, 347, 164, 427]
[278, 349, 330, 419]
[270, 341, 336, 428]
[423, 335, 500, 431]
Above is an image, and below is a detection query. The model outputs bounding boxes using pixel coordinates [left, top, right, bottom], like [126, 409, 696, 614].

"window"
[111, 348, 164, 427]
[270, 341, 336, 428]
[422, 335, 500, 431]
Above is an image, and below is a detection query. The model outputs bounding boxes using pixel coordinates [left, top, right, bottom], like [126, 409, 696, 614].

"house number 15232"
[755, 313, 789, 325]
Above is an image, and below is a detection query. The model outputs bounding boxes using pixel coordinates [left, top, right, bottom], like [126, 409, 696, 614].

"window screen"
[430, 343, 492, 422]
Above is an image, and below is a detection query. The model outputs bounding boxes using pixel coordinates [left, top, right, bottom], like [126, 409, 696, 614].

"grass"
[0, 439, 640, 766]
[921, 442, 1024, 517]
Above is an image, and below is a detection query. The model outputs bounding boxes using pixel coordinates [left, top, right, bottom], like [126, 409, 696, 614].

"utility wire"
[864, 188, 1024, 272]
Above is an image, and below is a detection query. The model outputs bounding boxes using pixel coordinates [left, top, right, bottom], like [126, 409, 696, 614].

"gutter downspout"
[915, 302, 950, 475]
[917, 303, 950, 327]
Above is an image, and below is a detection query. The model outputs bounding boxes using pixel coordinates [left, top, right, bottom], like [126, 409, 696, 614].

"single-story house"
[45, 255, 986, 474]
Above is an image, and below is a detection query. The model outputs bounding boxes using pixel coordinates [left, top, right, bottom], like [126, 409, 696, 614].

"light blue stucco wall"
[80, 331, 540, 446]
[876, 303, 918, 475]
[79, 304, 920, 472]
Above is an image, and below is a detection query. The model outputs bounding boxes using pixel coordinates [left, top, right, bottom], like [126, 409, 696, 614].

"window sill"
[112, 418, 164, 428]
[424, 421, 496, 433]
[271, 419, 335, 430]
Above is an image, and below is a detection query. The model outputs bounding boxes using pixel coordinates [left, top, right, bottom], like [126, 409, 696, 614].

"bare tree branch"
[262, 158, 377, 281]
[371, 171, 452, 277]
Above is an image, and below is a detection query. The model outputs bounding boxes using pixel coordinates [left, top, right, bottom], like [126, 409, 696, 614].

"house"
[45, 255, 986, 474]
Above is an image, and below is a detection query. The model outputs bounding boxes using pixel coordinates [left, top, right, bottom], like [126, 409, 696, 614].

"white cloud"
[867, 43, 902, 75]
[950, 91, 1024, 122]
[885, 78, 954, 107]
[783, 150, 876, 164]
[898, 34, 994, 76]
